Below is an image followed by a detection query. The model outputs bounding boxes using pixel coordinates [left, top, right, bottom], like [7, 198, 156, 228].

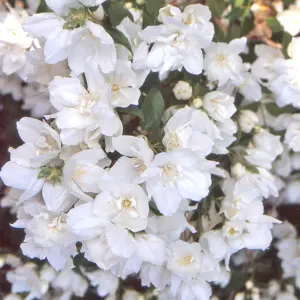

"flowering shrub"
[1, 0, 300, 299]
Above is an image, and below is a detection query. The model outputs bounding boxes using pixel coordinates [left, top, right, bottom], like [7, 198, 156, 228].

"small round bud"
[245, 280, 254, 290]
[231, 163, 247, 179]
[191, 97, 203, 108]
[173, 81, 193, 100]
[124, 2, 133, 9]
[136, 0, 145, 5]
[234, 292, 245, 300]
[92, 5, 105, 21]
[238, 110, 259, 133]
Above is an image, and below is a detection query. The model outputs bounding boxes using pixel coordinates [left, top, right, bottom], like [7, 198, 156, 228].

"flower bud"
[92, 5, 105, 21]
[231, 163, 246, 179]
[173, 81, 193, 100]
[238, 110, 259, 133]
[191, 97, 203, 108]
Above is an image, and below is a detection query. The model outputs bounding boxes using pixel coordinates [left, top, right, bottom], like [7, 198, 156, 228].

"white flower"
[22, 83, 52, 118]
[23, 3, 116, 73]
[200, 230, 232, 263]
[95, 60, 141, 108]
[0, 12, 33, 75]
[277, 2, 300, 36]
[204, 38, 247, 86]
[135, 233, 166, 265]
[213, 118, 237, 155]
[95, 184, 149, 232]
[16, 117, 61, 168]
[141, 149, 216, 215]
[173, 81, 193, 100]
[108, 135, 154, 182]
[203, 91, 236, 122]
[49, 63, 123, 144]
[67, 21, 116, 75]
[252, 44, 284, 81]
[288, 37, 300, 63]
[139, 4, 214, 79]
[238, 110, 259, 133]
[246, 129, 283, 169]
[163, 106, 220, 156]
[167, 240, 204, 277]
[6, 264, 49, 300]
[84, 237, 120, 270]
[270, 58, 300, 108]
[284, 181, 300, 204]
[63, 149, 110, 201]
[238, 70, 262, 102]
[51, 268, 88, 298]
[274, 147, 293, 178]
[117, 17, 150, 86]
[23, 47, 70, 85]
[285, 114, 300, 151]
[85, 270, 118, 297]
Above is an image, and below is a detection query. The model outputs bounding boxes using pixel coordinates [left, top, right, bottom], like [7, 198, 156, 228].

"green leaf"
[240, 17, 254, 36]
[104, 0, 133, 26]
[266, 17, 283, 33]
[226, 7, 244, 21]
[141, 88, 165, 132]
[37, 0, 51, 13]
[207, 0, 226, 17]
[234, 0, 245, 6]
[105, 27, 132, 53]
[282, 31, 292, 57]
[117, 106, 144, 121]
[144, 0, 164, 18]
[264, 103, 294, 116]
[226, 23, 241, 42]
[213, 23, 226, 42]
[142, 0, 164, 27]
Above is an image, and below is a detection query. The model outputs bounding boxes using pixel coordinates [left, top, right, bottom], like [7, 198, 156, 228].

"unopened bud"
[92, 5, 104, 21]
[191, 97, 203, 108]
[173, 81, 192, 100]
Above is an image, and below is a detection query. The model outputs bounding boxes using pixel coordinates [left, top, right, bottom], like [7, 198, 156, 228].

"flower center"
[112, 84, 120, 93]
[161, 164, 179, 183]
[77, 94, 97, 114]
[132, 157, 147, 174]
[217, 54, 228, 66]
[72, 166, 86, 185]
[180, 255, 194, 266]
[48, 214, 66, 232]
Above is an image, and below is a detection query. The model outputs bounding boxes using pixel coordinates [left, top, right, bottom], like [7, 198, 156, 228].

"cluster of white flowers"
[0, 1, 68, 116]
[2, 0, 300, 299]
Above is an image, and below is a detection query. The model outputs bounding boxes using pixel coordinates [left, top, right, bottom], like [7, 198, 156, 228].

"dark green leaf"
[213, 23, 226, 42]
[266, 17, 283, 33]
[207, 0, 226, 17]
[265, 103, 294, 116]
[282, 31, 292, 57]
[226, 7, 244, 21]
[142, 0, 164, 27]
[226, 23, 241, 41]
[144, 0, 164, 18]
[105, 27, 132, 53]
[105, 0, 133, 26]
[141, 88, 165, 131]
[240, 17, 254, 36]
[37, 0, 51, 13]
[117, 106, 144, 121]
